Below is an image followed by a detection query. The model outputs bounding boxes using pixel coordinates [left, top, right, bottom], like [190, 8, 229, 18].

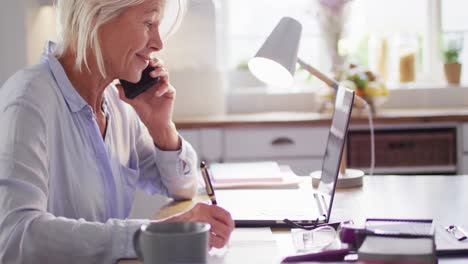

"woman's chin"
[121, 73, 141, 83]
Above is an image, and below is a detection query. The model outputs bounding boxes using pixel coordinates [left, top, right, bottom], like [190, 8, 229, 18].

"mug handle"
[133, 228, 144, 261]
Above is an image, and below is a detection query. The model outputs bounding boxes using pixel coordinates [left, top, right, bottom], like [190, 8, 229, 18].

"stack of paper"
[209, 162, 304, 189]
[208, 228, 279, 264]
[210, 162, 283, 183]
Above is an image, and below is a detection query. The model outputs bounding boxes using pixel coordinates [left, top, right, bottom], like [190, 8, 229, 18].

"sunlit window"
[225, 0, 467, 92]
[225, 0, 324, 92]
[442, 0, 468, 83]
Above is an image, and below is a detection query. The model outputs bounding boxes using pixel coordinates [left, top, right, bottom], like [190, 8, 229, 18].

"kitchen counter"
[174, 108, 468, 129]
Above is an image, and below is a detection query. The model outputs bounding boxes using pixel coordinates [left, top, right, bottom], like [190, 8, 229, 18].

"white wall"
[27, 5, 57, 65]
[0, 1, 29, 86]
[0, 0, 225, 116]
[0, 0, 57, 86]
[159, 0, 227, 117]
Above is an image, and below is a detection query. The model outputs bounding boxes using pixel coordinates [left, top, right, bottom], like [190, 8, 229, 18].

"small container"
[388, 33, 419, 84]
[368, 34, 389, 81]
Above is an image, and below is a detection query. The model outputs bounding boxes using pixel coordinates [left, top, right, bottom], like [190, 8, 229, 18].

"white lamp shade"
[248, 17, 302, 87]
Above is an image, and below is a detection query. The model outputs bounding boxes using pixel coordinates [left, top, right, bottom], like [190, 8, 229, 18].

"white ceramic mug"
[133, 222, 210, 264]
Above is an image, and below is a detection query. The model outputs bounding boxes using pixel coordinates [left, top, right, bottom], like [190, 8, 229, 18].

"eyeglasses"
[284, 218, 344, 230]
[446, 225, 468, 241]
[291, 226, 337, 252]
[285, 219, 354, 253]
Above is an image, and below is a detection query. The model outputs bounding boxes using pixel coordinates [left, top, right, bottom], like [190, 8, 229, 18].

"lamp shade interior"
[248, 17, 302, 88]
[248, 57, 294, 88]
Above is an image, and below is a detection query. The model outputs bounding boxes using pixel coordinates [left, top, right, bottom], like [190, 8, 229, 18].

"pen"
[200, 161, 217, 205]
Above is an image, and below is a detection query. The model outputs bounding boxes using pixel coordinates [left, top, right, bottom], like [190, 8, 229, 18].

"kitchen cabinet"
[223, 126, 327, 175]
[180, 123, 464, 176]
[348, 125, 457, 174]
[180, 126, 327, 175]
[176, 110, 468, 176]
[462, 123, 468, 174]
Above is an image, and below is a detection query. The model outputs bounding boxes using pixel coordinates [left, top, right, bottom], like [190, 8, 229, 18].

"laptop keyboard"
[258, 208, 317, 218]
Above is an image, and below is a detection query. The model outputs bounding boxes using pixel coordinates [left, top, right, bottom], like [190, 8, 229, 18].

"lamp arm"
[298, 57, 371, 110]
[297, 58, 339, 89]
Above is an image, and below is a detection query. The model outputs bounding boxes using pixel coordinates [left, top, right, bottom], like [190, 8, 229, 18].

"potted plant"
[443, 36, 463, 84]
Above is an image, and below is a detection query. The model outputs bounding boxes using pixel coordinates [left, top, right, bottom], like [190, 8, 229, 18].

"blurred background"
[1, 0, 467, 117]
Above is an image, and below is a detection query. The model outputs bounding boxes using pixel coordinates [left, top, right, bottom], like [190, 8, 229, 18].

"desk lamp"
[248, 17, 375, 187]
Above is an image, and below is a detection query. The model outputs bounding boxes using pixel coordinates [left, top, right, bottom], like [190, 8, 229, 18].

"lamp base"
[311, 169, 364, 189]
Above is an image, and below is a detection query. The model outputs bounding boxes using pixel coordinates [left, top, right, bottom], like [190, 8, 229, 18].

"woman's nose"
[148, 28, 164, 52]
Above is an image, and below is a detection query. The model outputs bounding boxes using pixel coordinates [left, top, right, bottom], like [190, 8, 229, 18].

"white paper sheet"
[209, 228, 279, 264]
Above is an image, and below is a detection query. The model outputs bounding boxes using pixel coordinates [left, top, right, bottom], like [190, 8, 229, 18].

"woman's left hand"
[160, 203, 235, 249]
[117, 58, 180, 150]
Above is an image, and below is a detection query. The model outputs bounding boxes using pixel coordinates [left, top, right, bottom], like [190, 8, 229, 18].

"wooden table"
[121, 175, 468, 263]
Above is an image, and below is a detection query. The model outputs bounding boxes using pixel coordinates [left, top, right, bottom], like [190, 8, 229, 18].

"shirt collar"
[42, 41, 89, 113]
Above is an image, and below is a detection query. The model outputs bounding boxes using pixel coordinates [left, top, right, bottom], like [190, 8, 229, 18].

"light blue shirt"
[0, 42, 198, 263]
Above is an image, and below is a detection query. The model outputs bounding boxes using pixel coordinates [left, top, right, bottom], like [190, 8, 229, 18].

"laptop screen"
[318, 85, 355, 221]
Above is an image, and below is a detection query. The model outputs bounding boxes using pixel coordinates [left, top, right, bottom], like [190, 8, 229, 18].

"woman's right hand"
[159, 203, 235, 249]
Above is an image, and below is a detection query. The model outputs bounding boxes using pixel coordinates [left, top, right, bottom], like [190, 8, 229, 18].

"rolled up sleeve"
[154, 137, 198, 200]
[134, 118, 198, 200]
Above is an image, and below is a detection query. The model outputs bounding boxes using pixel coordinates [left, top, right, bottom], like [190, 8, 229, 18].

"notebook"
[435, 224, 468, 255]
[365, 218, 435, 237]
[364, 220, 468, 256]
[358, 236, 436, 263]
[215, 85, 355, 227]
[210, 164, 304, 189]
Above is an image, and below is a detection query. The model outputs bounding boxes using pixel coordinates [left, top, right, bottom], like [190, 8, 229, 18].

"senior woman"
[0, 0, 234, 263]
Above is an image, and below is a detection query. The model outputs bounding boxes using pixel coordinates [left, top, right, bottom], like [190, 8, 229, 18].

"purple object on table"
[281, 248, 351, 263]
[339, 224, 361, 245]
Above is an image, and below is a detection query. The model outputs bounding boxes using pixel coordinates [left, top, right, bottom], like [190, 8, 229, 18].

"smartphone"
[119, 66, 159, 99]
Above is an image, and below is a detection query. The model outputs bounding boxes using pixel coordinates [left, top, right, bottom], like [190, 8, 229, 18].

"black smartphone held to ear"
[119, 66, 159, 99]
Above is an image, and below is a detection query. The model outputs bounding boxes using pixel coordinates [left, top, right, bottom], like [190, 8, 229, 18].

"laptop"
[215, 85, 355, 227]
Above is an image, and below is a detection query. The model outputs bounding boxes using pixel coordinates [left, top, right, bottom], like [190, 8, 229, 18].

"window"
[442, 0, 468, 83]
[224, 0, 467, 93]
[347, 0, 428, 86]
[225, 0, 324, 92]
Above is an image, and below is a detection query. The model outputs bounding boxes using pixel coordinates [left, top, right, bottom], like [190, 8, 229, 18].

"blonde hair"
[54, 0, 146, 78]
